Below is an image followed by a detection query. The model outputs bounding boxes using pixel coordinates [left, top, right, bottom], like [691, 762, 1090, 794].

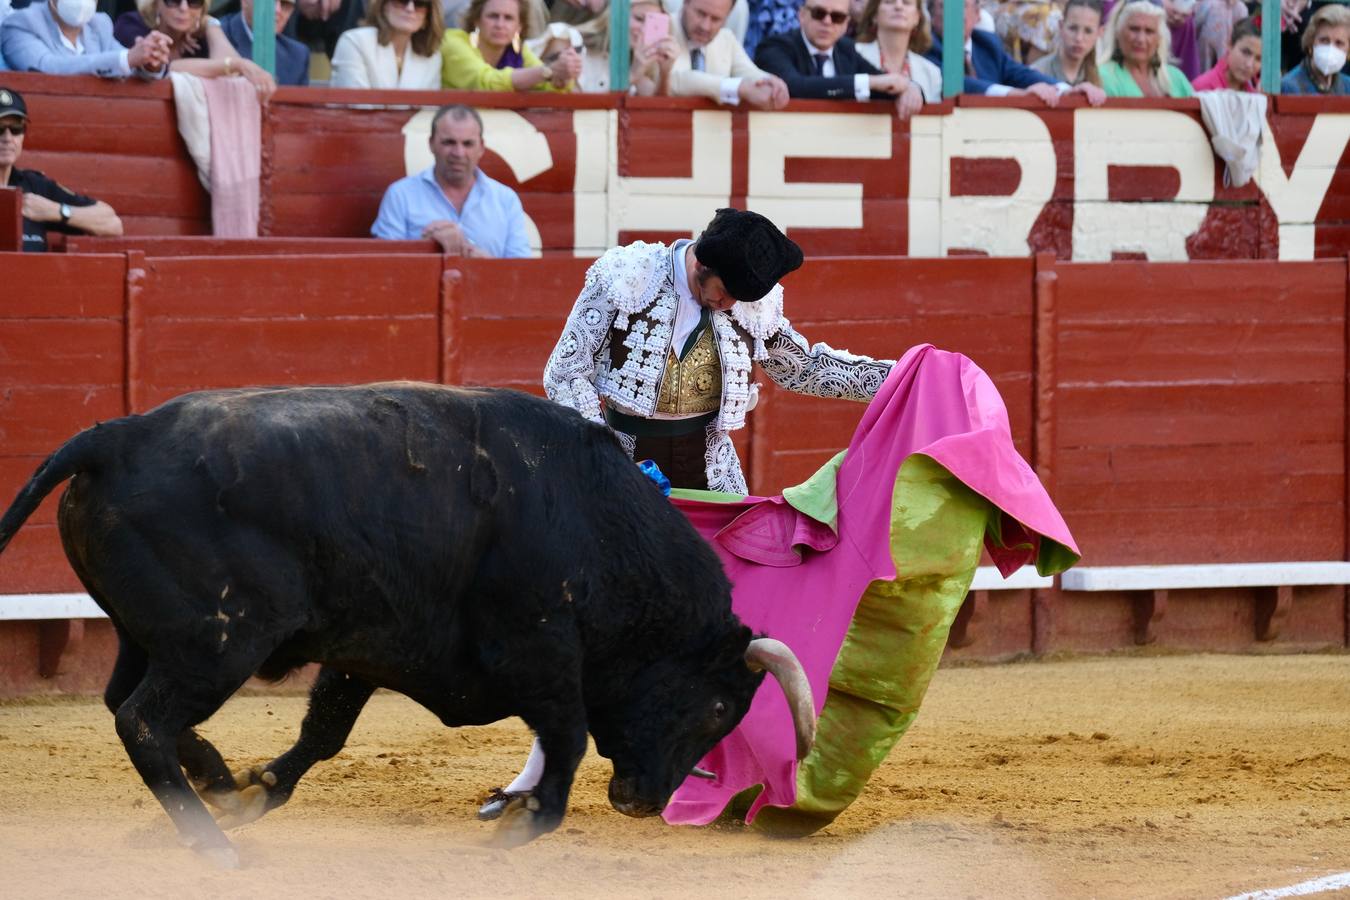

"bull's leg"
[104, 628, 237, 798]
[113, 663, 252, 869]
[106, 629, 237, 798]
[491, 715, 587, 847]
[102, 630, 146, 715]
[208, 666, 376, 830]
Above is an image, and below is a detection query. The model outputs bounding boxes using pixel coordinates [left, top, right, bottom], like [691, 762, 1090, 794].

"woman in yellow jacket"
[442, 0, 582, 91]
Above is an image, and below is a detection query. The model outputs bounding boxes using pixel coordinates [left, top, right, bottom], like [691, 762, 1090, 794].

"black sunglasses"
[162, 0, 207, 8]
[805, 5, 850, 24]
[393, 0, 433, 8]
[0, 123, 25, 136]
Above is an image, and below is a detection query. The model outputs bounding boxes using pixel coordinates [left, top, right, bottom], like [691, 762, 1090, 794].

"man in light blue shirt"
[372, 104, 531, 259]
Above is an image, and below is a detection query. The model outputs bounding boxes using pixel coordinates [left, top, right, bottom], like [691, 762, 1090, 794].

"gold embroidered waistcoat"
[655, 325, 721, 415]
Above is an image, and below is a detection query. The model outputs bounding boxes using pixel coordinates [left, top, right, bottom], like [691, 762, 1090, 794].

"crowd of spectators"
[2, 0, 1348, 97]
[4, 0, 1350, 253]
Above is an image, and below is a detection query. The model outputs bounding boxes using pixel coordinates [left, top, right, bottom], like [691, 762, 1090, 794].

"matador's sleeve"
[758, 320, 895, 402]
[543, 261, 619, 425]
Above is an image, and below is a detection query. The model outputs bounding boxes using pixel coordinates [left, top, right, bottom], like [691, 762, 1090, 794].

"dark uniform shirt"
[7, 168, 96, 253]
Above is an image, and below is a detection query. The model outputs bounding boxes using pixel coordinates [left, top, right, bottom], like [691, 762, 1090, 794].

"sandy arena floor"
[2, 653, 1349, 900]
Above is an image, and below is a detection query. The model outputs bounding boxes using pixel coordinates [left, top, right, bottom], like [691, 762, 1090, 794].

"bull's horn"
[744, 637, 817, 760]
[690, 767, 717, 780]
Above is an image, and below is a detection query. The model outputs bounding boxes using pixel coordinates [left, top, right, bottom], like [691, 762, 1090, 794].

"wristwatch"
[59, 203, 72, 224]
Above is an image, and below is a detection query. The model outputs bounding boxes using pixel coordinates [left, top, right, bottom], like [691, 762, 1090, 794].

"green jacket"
[1099, 60, 1196, 98]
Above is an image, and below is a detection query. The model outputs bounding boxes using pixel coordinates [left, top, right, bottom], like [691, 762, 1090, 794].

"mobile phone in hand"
[641, 11, 670, 46]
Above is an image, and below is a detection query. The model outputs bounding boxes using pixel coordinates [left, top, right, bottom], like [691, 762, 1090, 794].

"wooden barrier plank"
[0, 526, 86, 594]
[0, 188, 21, 252]
[131, 254, 442, 410]
[1052, 260, 1346, 572]
[1057, 321, 1341, 384]
[65, 237, 439, 255]
[0, 321, 124, 384]
[0, 252, 127, 595]
[136, 254, 441, 318]
[123, 216, 213, 237]
[0, 254, 125, 317]
[448, 258, 591, 388]
[20, 151, 209, 220]
[1065, 504, 1344, 564]
[453, 259, 592, 320]
[1058, 382, 1343, 447]
[1057, 442, 1343, 511]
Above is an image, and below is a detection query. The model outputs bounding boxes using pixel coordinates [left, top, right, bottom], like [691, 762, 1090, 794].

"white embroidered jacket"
[543, 241, 894, 492]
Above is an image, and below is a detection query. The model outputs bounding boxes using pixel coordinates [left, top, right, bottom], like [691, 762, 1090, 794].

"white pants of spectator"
[505, 738, 545, 794]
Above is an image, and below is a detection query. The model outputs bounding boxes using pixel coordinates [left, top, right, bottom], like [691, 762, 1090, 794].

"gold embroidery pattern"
[656, 327, 721, 415]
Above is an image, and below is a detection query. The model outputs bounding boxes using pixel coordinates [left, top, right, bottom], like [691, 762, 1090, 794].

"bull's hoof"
[197, 766, 276, 830]
[477, 788, 528, 822]
[489, 795, 542, 849]
[214, 784, 271, 830]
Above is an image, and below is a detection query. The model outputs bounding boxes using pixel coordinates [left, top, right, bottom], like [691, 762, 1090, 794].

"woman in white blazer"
[331, 0, 446, 89]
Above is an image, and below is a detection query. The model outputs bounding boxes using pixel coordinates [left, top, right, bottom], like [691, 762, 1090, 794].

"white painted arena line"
[1222, 870, 1350, 900]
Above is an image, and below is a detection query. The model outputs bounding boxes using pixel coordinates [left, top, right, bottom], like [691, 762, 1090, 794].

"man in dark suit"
[219, 0, 311, 86]
[754, 0, 921, 109]
[926, 0, 1069, 103]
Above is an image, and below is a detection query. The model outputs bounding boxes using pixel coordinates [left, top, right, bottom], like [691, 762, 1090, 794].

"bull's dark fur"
[0, 383, 766, 859]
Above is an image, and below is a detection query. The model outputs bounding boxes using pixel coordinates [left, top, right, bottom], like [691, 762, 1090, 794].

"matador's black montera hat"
[694, 208, 804, 303]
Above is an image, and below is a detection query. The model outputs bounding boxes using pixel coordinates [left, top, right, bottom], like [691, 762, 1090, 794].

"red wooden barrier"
[1036, 258, 1348, 652]
[0, 253, 128, 594]
[2, 250, 1348, 693]
[129, 254, 444, 411]
[66, 236, 440, 256]
[444, 258, 591, 392]
[0, 187, 22, 252]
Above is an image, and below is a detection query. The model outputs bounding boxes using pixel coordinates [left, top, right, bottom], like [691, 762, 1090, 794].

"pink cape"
[661, 344, 1079, 825]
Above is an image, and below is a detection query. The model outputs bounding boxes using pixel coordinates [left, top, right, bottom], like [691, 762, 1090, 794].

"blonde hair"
[364, 0, 446, 57]
[1102, 0, 1173, 93]
[462, 0, 546, 41]
[855, 0, 932, 53]
[135, 0, 208, 42]
[1303, 2, 1350, 55]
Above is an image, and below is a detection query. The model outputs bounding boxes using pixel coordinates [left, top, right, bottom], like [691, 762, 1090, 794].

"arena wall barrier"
[0, 251, 1346, 693]
[7, 73, 1350, 260]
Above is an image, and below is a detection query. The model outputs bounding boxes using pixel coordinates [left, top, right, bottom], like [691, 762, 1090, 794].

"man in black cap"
[543, 207, 894, 495]
[0, 87, 124, 252]
[475, 212, 894, 822]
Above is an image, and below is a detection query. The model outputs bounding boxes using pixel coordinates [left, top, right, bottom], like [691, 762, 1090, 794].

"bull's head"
[589, 625, 816, 818]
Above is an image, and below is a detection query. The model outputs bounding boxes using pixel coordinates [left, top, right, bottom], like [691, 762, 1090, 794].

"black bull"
[0, 383, 815, 866]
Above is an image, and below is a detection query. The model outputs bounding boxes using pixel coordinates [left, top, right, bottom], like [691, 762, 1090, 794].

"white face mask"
[1312, 42, 1347, 76]
[55, 0, 97, 28]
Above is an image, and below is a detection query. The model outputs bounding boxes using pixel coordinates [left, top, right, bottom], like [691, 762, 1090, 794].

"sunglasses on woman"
[161, 0, 206, 9]
[393, 0, 433, 9]
[805, 5, 850, 24]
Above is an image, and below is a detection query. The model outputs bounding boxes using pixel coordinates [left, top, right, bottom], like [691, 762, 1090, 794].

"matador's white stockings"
[504, 738, 545, 793]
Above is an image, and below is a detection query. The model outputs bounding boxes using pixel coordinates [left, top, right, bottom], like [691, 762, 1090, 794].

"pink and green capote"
[660, 344, 1080, 834]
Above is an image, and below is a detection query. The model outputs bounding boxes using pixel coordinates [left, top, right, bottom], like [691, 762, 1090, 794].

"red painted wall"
[0, 251, 1345, 694]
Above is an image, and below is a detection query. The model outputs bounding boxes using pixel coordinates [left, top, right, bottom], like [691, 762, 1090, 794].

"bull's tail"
[0, 424, 115, 557]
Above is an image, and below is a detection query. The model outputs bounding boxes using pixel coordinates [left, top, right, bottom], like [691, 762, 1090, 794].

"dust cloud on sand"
[2, 654, 1349, 900]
